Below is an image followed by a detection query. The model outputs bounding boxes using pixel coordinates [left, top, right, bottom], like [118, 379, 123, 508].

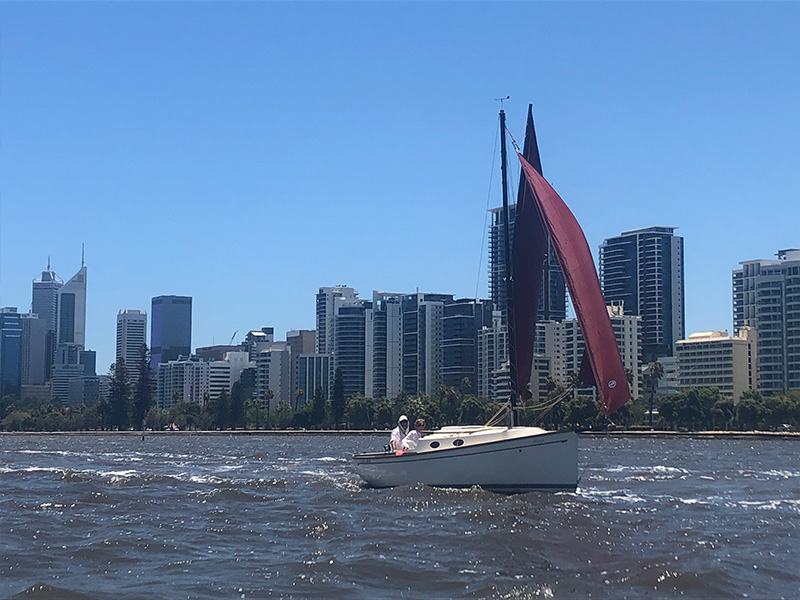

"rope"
[532, 385, 575, 427]
[484, 401, 511, 427]
[476, 126, 500, 300]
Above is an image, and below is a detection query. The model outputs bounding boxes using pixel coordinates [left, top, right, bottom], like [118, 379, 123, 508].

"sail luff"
[510, 105, 548, 401]
[516, 153, 630, 416]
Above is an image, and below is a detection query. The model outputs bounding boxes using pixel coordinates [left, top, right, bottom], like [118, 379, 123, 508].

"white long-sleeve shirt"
[401, 429, 422, 451]
[390, 425, 407, 450]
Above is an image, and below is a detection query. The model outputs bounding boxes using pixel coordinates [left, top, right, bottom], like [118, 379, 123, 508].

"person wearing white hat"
[390, 415, 409, 451]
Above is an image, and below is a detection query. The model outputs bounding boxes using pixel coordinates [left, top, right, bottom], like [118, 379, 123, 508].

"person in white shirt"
[390, 415, 409, 451]
[401, 418, 426, 451]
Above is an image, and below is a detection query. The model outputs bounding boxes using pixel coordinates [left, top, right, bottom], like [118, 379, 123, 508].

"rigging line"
[504, 124, 521, 154]
[484, 401, 511, 427]
[475, 124, 501, 300]
[532, 385, 575, 427]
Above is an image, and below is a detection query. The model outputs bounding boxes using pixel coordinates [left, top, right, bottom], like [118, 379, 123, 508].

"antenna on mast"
[81, 243, 85, 268]
[494, 95, 510, 110]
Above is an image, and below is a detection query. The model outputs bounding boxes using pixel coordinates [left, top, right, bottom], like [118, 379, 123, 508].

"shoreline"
[0, 429, 797, 440]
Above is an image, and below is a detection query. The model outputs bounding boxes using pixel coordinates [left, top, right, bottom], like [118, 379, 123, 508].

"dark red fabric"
[511, 106, 546, 401]
[517, 153, 630, 416]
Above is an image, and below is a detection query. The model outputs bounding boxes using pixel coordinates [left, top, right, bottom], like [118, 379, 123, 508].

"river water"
[0, 433, 797, 599]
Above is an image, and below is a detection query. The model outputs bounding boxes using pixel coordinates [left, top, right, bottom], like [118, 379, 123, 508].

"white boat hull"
[353, 427, 577, 493]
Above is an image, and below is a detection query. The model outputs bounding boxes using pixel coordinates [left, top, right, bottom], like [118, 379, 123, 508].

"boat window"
[429, 441, 440, 448]
[453, 439, 464, 447]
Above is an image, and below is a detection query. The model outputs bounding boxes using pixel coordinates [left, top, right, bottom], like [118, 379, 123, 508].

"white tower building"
[116, 309, 147, 382]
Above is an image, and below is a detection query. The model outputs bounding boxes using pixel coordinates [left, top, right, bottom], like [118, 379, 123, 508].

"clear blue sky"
[1, 2, 797, 373]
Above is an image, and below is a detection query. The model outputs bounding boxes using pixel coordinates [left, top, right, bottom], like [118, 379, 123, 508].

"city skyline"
[0, 3, 797, 374]
[2, 240, 795, 378]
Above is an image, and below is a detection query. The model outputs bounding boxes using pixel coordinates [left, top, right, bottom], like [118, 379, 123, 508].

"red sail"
[517, 154, 630, 415]
[511, 106, 547, 401]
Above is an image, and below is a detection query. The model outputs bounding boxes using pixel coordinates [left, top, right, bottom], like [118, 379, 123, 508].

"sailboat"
[353, 106, 630, 493]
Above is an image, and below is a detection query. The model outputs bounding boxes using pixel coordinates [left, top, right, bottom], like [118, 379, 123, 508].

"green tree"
[131, 345, 155, 429]
[563, 395, 602, 429]
[169, 401, 202, 430]
[345, 394, 374, 429]
[643, 361, 665, 427]
[108, 358, 132, 430]
[310, 386, 327, 428]
[436, 385, 461, 426]
[331, 368, 345, 428]
[711, 397, 735, 430]
[207, 390, 231, 429]
[372, 398, 394, 429]
[458, 395, 487, 425]
[229, 381, 245, 429]
[761, 392, 800, 430]
[274, 401, 295, 429]
[660, 387, 721, 431]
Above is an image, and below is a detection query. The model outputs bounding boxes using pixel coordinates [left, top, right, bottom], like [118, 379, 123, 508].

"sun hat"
[399, 415, 409, 423]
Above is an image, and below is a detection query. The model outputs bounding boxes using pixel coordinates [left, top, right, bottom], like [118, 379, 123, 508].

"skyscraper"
[442, 298, 493, 391]
[150, 296, 192, 370]
[600, 226, 685, 363]
[401, 293, 453, 395]
[733, 248, 799, 394]
[333, 298, 370, 399]
[316, 285, 358, 355]
[368, 291, 403, 401]
[116, 309, 148, 382]
[56, 265, 87, 350]
[20, 313, 48, 386]
[0, 308, 23, 398]
[31, 262, 62, 383]
[489, 206, 567, 323]
[32, 261, 62, 333]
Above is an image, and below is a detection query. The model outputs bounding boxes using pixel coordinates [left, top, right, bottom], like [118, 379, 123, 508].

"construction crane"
[229, 330, 238, 345]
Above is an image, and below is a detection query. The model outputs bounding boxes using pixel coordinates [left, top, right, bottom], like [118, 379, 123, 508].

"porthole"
[430, 441, 440, 448]
[453, 439, 464, 447]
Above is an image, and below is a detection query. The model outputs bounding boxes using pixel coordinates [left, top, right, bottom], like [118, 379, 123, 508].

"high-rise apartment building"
[0, 308, 23, 399]
[255, 342, 291, 409]
[489, 205, 566, 323]
[156, 355, 209, 409]
[316, 285, 358, 355]
[478, 312, 509, 402]
[676, 328, 757, 403]
[245, 328, 274, 361]
[287, 329, 316, 401]
[116, 309, 147, 382]
[401, 293, 453, 395]
[208, 361, 232, 401]
[333, 298, 370, 399]
[442, 298, 493, 392]
[733, 249, 800, 394]
[150, 295, 192, 370]
[296, 354, 330, 406]
[600, 226, 684, 363]
[561, 305, 643, 400]
[367, 292, 403, 401]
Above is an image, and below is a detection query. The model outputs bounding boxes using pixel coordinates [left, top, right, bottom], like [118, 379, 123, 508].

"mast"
[500, 109, 519, 427]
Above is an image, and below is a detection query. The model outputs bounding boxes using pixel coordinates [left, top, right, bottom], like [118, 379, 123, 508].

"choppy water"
[0, 433, 797, 599]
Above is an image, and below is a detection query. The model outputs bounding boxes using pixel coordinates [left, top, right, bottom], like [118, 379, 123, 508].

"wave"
[7, 584, 103, 600]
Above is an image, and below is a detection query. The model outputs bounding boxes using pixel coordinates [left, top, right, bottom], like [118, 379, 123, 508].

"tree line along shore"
[2, 362, 798, 435]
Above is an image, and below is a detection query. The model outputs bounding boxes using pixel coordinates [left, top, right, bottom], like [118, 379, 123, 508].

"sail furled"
[516, 154, 630, 415]
[510, 106, 547, 401]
